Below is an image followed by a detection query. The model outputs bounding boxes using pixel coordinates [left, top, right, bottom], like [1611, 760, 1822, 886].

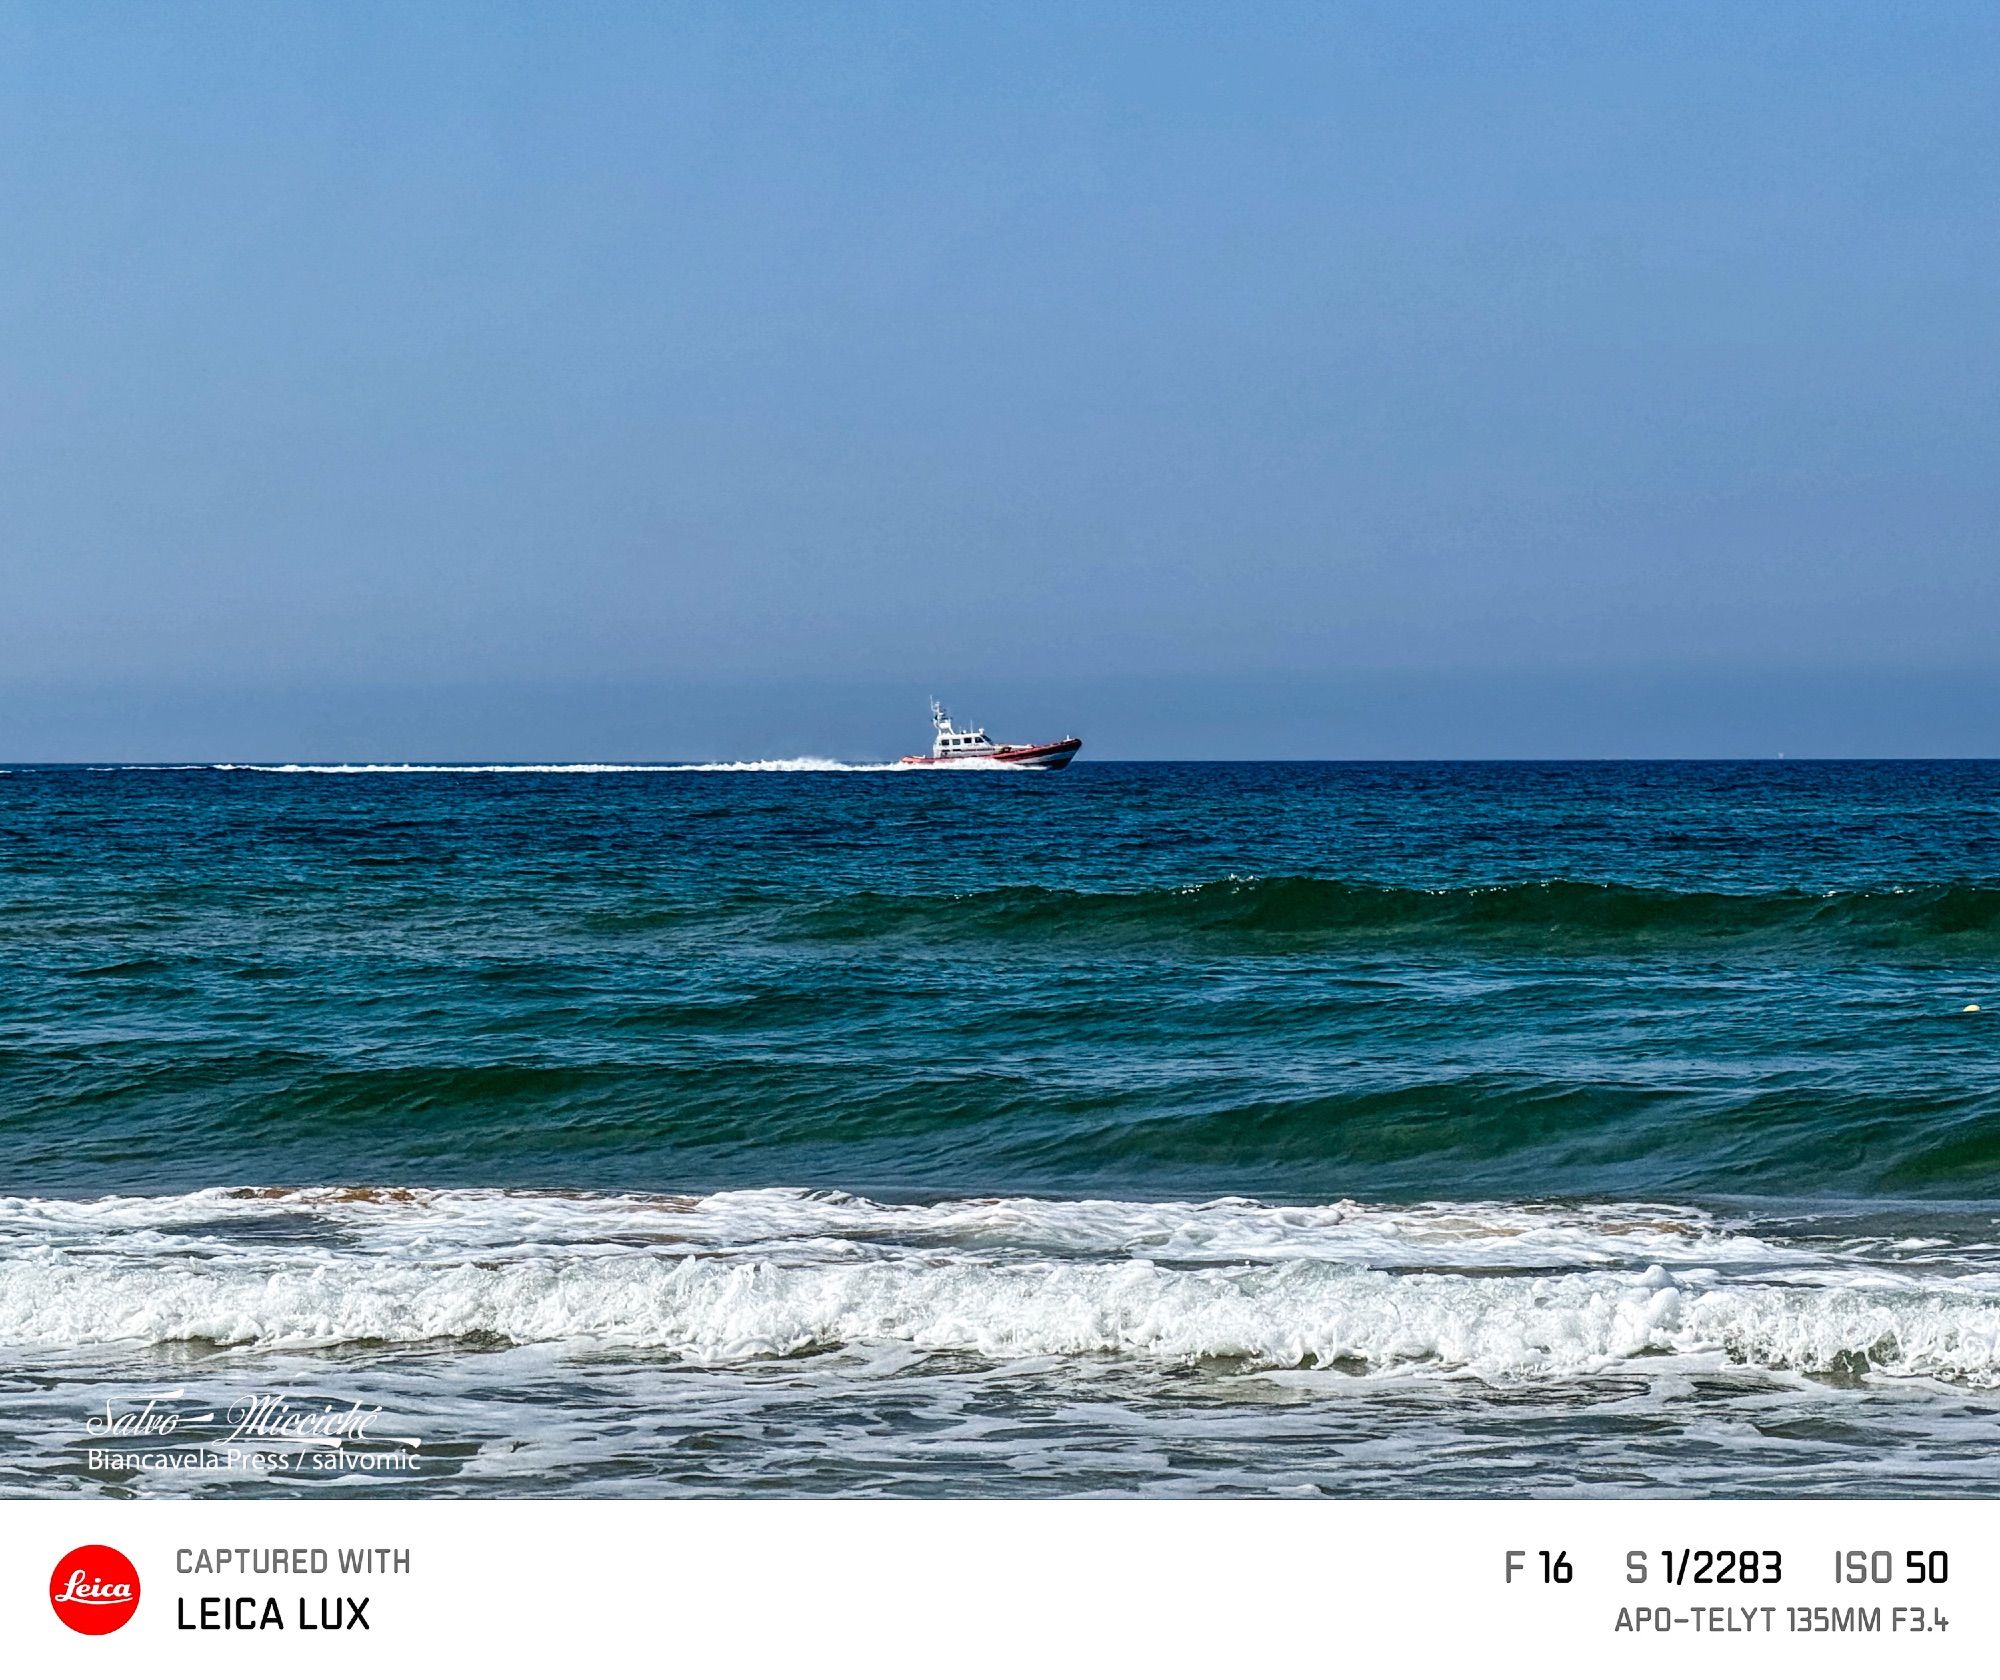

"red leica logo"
[49, 1544, 141, 1634]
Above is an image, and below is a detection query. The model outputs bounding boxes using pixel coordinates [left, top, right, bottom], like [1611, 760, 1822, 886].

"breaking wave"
[5, 1187, 1997, 1384]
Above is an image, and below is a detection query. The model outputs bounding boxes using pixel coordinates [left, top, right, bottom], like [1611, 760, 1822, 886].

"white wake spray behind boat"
[900, 700, 1082, 769]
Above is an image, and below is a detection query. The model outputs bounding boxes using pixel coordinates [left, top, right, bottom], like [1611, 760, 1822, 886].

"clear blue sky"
[3, 2, 1996, 759]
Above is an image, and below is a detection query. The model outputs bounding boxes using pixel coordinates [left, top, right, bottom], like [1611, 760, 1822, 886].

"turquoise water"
[4, 759, 1999, 1495]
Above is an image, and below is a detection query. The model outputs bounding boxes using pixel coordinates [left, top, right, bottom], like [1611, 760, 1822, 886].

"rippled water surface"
[3, 760, 1997, 1495]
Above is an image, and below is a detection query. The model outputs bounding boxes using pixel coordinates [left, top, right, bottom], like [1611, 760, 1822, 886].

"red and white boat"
[900, 700, 1081, 770]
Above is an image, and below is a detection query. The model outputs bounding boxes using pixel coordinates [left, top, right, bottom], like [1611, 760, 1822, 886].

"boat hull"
[900, 737, 1081, 770]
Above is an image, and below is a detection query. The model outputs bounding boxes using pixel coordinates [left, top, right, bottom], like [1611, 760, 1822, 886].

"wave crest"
[794, 875, 2000, 952]
[5, 1251, 1998, 1383]
[4, 1187, 1998, 1384]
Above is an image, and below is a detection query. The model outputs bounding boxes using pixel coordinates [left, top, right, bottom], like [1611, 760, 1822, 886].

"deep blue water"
[7, 759, 1999, 1200]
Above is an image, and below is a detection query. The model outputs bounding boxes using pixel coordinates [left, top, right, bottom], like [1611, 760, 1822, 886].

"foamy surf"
[0, 1185, 1808, 1269]
[10, 1252, 1999, 1380]
[4, 1187, 1997, 1384]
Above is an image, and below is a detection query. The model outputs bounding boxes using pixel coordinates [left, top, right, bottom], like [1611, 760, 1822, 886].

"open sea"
[3, 758, 1999, 1497]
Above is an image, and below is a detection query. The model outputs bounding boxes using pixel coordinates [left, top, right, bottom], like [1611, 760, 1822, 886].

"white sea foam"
[3, 1249, 1998, 1382]
[2, 1187, 1995, 1382]
[196, 760, 909, 774]
[97, 756, 1042, 774]
[0, 1185, 1797, 1269]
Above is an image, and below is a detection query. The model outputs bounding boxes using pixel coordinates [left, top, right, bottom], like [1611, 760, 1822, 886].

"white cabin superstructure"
[928, 700, 999, 759]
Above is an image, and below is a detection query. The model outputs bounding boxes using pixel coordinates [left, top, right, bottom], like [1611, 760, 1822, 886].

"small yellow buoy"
[1965, 1004, 1983, 1013]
